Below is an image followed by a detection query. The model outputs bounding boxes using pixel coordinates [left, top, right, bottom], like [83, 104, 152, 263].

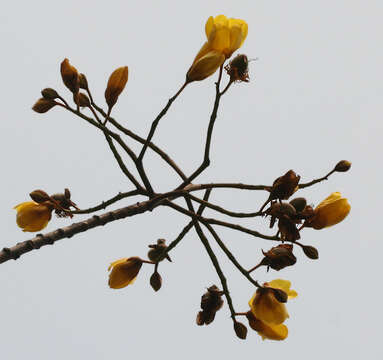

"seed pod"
[32, 98, 56, 113]
[150, 271, 162, 292]
[41, 88, 59, 100]
[104, 66, 129, 109]
[289, 197, 307, 212]
[301, 245, 319, 259]
[234, 321, 248, 340]
[334, 160, 351, 172]
[30, 189, 51, 203]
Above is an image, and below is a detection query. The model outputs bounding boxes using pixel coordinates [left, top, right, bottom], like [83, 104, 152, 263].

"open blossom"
[307, 192, 351, 230]
[14, 201, 53, 232]
[187, 15, 248, 82]
[108, 257, 143, 289]
[248, 279, 297, 341]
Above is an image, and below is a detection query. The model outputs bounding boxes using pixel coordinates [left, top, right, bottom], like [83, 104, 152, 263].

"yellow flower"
[246, 311, 288, 341]
[309, 192, 351, 230]
[187, 15, 248, 82]
[247, 279, 297, 341]
[108, 257, 143, 289]
[14, 201, 53, 232]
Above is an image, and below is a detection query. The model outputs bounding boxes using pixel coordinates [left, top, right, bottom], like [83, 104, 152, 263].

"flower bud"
[301, 245, 319, 259]
[234, 321, 248, 340]
[289, 197, 307, 212]
[150, 271, 162, 292]
[60, 58, 79, 94]
[74, 92, 90, 108]
[29, 189, 51, 203]
[334, 160, 351, 172]
[104, 66, 129, 109]
[79, 73, 89, 90]
[41, 88, 59, 100]
[108, 257, 143, 289]
[32, 98, 56, 113]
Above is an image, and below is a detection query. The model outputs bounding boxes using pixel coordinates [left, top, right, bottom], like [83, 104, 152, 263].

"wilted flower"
[187, 15, 248, 82]
[261, 244, 297, 271]
[306, 192, 351, 230]
[196, 285, 224, 325]
[108, 257, 143, 289]
[14, 201, 53, 232]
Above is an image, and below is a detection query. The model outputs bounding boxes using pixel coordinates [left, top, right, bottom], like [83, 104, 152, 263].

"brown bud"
[234, 321, 248, 340]
[32, 98, 56, 113]
[41, 88, 59, 100]
[262, 244, 297, 271]
[270, 288, 288, 303]
[289, 197, 307, 213]
[150, 271, 162, 292]
[60, 58, 79, 94]
[196, 285, 224, 325]
[74, 92, 90, 108]
[334, 160, 351, 172]
[301, 245, 319, 259]
[270, 170, 300, 201]
[245, 311, 260, 331]
[104, 66, 129, 109]
[30, 189, 51, 203]
[79, 73, 88, 90]
[224, 54, 249, 82]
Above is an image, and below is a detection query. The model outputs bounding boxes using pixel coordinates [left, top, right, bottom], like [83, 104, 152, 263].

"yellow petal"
[311, 193, 351, 229]
[14, 201, 52, 232]
[205, 16, 214, 38]
[108, 257, 143, 289]
[316, 192, 342, 209]
[257, 321, 288, 341]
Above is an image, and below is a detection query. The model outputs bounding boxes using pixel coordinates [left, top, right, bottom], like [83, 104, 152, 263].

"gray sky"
[1, 0, 382, 359]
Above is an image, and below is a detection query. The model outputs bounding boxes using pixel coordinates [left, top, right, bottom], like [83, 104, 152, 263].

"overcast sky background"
[1, 1, 382, 359]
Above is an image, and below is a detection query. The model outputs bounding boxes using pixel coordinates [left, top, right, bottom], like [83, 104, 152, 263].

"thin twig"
[201, 222, 261, 288]
[186, 193, 263, 218]
[71, 190, 142, 214]
[138, 81, 188, 161]
[178, 66, 224, 188]
[185, 197, 237, 321]
[299, 169, 336, 189]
